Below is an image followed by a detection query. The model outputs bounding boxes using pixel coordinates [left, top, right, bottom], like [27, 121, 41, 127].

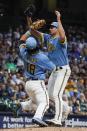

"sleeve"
[38, 54, 56, 71]
[59, 36, 67, 44]
[41, 33, 50, 47]
[19, 44, 27, 59]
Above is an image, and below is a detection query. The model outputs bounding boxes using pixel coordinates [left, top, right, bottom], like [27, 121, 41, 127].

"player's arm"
[55, 10, 66, 44]
[20, 30, 31, 41]
[19, 44, 26, 55]
[19, 43, 27, 60]
[20, 17, 44, 43]
[27, 16, 44, 42]
[31, 28, 44, 43]
[28, 17, 44, 41]
[39, 55, 56, 71]
[20, 28, 44, 49]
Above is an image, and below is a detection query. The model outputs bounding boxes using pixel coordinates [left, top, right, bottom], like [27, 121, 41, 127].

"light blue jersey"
[43, 34, 69, 66]
[19, 44, 56, 80]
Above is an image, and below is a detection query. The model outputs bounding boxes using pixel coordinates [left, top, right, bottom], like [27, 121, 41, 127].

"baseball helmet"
[50, 22, 58, 28]
[26, 37, 37, 50]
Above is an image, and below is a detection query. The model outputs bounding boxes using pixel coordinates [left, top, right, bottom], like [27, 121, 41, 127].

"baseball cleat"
[45, 119, 62, 127]
[32, 118, 48, 127]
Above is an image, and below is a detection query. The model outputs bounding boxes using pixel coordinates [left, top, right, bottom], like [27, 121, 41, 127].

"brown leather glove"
[30, 19, 46, 30]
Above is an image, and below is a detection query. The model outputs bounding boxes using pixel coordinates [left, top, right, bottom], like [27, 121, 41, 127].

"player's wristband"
[18, 40, 25, 45]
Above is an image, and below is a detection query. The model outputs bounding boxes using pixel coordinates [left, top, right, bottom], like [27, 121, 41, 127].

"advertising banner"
[0, 114, 87, 128]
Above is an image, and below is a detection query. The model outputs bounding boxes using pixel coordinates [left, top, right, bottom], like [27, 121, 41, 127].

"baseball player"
[19, 36, 56, 127]
[21, 10, 71, 126]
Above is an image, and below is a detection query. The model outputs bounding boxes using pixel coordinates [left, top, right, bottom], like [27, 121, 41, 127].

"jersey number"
[27, 64, 35, 75]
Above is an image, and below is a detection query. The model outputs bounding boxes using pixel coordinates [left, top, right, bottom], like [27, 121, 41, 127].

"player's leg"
[47, 71, 57, 99]
[25, 80, 49, 126]
[53, 68, 71, 123]
[46, 68, 71, 125]
[33, 80, 49, 119]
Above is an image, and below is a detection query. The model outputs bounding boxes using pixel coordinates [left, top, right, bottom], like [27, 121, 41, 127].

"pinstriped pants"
[47, 65, 71, 123]
[25, 80, 49, 120]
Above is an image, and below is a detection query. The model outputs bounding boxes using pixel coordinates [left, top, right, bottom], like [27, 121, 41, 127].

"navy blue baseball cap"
[26, 37, 37, 49]
[50, 22, 58, 28]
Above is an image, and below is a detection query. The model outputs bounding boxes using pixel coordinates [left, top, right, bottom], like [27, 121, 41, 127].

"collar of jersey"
[51, 36, 58, 39]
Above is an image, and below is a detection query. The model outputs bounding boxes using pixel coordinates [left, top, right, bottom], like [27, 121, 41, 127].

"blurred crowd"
[0, 24, 87, 116]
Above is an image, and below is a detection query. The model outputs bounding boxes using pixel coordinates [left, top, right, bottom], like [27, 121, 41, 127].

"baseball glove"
[30, 19, 46, 30]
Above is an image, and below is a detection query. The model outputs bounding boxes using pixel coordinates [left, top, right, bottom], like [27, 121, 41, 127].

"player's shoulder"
[59, 36, 67, 44]
[37, 52, 49, 60]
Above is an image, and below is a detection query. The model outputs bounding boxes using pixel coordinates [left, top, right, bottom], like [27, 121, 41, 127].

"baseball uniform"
[19, 36, 56, 126]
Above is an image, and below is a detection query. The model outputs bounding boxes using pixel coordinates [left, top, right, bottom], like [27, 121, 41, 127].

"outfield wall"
[0, 112, 87, 128]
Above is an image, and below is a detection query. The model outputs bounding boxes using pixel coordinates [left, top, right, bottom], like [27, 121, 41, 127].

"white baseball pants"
[25, 80, 49, 120]
[47, 65, 71, 123]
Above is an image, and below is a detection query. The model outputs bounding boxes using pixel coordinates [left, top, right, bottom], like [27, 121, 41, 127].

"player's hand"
[55, 10, 61, 19]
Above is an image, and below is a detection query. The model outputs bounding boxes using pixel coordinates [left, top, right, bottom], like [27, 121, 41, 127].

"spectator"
[78, 93, 87, 113]
[71, 96, 81, 114]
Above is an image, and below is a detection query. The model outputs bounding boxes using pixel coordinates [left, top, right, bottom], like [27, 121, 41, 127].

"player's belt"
[31, 78, 38, 80]
[56, 66, 63, 71]
[27, 78, 39, 80]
